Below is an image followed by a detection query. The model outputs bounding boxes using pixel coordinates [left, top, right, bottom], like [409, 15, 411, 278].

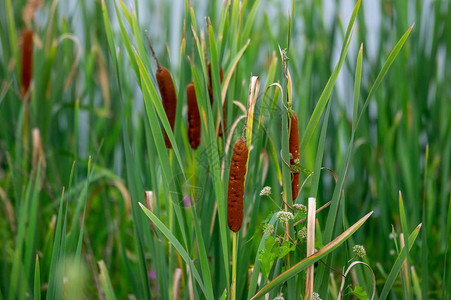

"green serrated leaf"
[352, 285, 369, 300]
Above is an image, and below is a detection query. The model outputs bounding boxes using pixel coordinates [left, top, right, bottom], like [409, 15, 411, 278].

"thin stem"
[231, 232, 237, 300]
[144, 30, 162, 70]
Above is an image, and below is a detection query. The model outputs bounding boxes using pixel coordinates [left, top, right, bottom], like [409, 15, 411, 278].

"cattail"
[227, 137, 248, 232]
[146, 33, 177, 148]
[21, 29, 34, 100]
[186, 82, 200, 149]
[156, 66, 177, 148]
[208, 62, 226, 137]
[289, 112, 300, 200]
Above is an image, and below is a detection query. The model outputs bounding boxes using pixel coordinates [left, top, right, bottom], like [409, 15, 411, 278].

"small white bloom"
[260, 186, 272, 197]
[276, 211, 294, 224]
[293, 203, 307, 213]
[262, 224, 274, 235]
[312, 292, 322, 300]
[273, 293, 284, 300]
[353, 245, 366, 258]
[298, 226, 307, 239]
[289, 153, 293, 159]
[293, 158, 300, 165]
[390, 249, 395, 256]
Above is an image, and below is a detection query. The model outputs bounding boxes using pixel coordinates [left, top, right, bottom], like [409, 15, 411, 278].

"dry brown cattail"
[227, 137, 248, 232]
[21, 29, 34, 100]
[289, 112, 300, 200]
[186, 82, 200, 149]
[146, 33, 177, 149]
[207, 62, 226, 137]
[156, 66, 177, 148]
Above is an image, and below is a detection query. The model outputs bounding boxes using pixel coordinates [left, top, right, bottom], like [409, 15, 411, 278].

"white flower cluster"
[353, 245, 366, 258]
[276, 211, 294, 224]
[273, 293, 284, 300]
[293, 203, 307, 214]
[312, 292, 322, 300]
[259, 186, 272, 197]
[298, 226, 307, 239]
[262, 224, 274, 235]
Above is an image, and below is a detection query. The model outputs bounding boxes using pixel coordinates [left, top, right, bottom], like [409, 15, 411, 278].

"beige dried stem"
[305, 197, 316, 299]
[144, 191, 154, 230]
[32, 128, 46, 189]
[172, 268, 182, 300]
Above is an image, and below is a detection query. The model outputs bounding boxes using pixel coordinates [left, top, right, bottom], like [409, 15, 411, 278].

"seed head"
[276, 211, 294, 224]
[273, 293, 284, 300]
[312, 292, 322, 300]
[262, 224, 274, 235]
[293, 203, 307, 214]
[353, 245, 366, 258]
[298, 226, 307, 239]
[259, 186, 272, 197]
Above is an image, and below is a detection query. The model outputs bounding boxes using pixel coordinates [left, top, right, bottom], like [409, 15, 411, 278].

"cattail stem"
[231, 231, 237, 300]
[305, 197, 316, 299]
[145, 30, 161, 70]
[191, 151, 196, 203]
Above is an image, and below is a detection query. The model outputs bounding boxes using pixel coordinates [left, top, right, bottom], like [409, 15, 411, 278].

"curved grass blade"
[98, 260, 117, 300]
[299, 0, 361, 155]
[355, 24, 414, 129]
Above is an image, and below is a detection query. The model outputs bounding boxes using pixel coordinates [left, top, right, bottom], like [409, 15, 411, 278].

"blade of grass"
[398, 191, 412, 299]
[34, 255, 40, 300]
[299, 0, 361, 155]
[98, 260, 117, 300]
[380, 224, 422, 299]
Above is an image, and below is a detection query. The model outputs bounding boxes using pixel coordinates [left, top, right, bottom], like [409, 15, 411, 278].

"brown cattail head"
[156, 66, 177, 148]
[227, 137, 248, 232]
[207, 62, 226, 137]
[186, 82, 200, 149]
[289, 112, 300, 200]
[21, 29, 34, 100]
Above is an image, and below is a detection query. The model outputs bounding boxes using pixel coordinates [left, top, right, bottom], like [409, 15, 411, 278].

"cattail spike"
[156, 66, 177, 148]
[227, 137, 248, 232]
[187, 82, 201, 149]
[289, 112, 300, 200]
[21, 29, 34, 100]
